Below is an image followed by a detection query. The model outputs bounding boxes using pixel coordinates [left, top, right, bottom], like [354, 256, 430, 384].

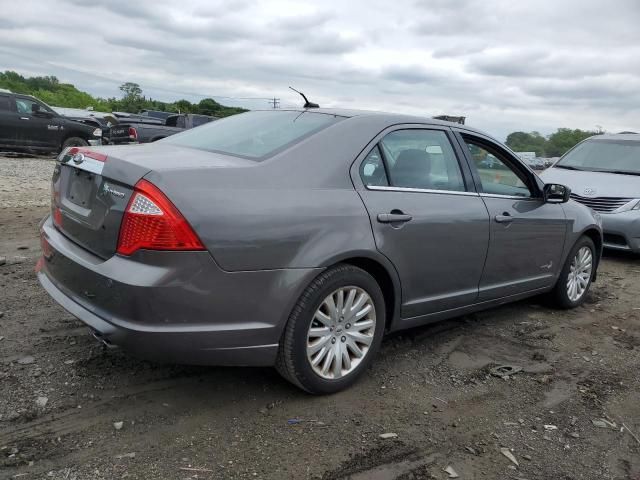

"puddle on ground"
[346, 453, 438, 480]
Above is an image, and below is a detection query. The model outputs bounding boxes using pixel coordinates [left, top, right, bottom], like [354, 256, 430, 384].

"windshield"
[557, 139, 640, 174]
[163, 110, 344, 159]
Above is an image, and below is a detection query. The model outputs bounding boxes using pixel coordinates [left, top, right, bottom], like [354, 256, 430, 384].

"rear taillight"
[116, 179, 205, 256]
[53, 207, 63, 227]
[128, 127, 138, 141]
[64, 147, 107, 162]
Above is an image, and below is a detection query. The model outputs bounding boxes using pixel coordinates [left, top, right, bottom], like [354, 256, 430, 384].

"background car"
[0, 90, 102, 152]
[542, 133, 640, 254]
[108, 113, 217, 144]
[37, 109, 602, 394]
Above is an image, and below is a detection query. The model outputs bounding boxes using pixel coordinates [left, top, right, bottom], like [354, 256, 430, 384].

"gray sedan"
[37, 109, 602, 393]
[541, 134, 640, 254]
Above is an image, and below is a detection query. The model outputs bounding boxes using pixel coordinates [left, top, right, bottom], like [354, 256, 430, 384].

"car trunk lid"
[51, 144, 255, 259]
[52, 147, 147, 259]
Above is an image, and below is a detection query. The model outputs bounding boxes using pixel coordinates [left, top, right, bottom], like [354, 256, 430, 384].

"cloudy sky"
[0, 0, 639, 139]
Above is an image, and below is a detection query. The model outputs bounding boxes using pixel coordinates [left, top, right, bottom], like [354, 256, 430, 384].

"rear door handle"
[494, 213, 513, 224]
[377, 213, 413, 224]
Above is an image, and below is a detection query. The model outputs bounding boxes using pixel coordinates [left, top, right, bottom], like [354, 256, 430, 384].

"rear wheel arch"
[328, 255, 400, 331]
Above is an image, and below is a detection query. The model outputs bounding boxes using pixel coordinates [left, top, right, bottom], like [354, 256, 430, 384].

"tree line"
[505, 129, 598, 157]
[0, 71, 247, 118]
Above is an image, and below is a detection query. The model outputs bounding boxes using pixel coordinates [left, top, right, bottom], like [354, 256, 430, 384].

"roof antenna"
[289, 86, 319, 109]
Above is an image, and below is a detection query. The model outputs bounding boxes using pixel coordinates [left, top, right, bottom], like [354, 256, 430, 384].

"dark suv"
[0, 90, 102, 153]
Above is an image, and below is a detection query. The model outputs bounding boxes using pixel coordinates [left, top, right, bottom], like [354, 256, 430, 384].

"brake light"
[53, 207, 63, 227]
[116, 179, 205, 256]
[65, 147, 107, 162]
[128, 127, 138, 141]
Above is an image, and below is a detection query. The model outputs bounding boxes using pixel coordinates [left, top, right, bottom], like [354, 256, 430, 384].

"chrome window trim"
[366, 185, 479, 197]
[479, 193, 536, 200]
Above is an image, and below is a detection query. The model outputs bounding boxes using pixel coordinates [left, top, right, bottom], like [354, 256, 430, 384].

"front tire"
[276, 264, 385, 394]
[552, 236, 596, 308]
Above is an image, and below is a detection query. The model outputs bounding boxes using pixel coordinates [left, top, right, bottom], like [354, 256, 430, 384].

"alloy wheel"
[566, 246, 593, 302]
[306, 286, 377, 380]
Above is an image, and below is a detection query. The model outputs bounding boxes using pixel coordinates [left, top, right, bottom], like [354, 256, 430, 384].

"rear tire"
[276, 264, 385, 394]
[62, 137, 89, 149]
[552, 236, 596, 309]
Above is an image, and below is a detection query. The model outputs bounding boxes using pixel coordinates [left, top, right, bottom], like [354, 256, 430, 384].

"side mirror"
[544, 183, 571, 203]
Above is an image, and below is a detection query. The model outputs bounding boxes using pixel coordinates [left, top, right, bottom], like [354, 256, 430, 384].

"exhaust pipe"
[91, 330, 118, 349]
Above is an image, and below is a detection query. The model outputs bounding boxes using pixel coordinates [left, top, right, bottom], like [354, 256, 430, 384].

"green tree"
[506, 128, 599, 157]
[118, 82, 145, 112]
[546, 128, 596, 157]
[506, 131, 547, 156]
[0, 70, 247, 118]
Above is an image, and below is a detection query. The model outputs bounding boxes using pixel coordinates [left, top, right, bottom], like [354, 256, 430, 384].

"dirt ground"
[1, 155, 639, 480]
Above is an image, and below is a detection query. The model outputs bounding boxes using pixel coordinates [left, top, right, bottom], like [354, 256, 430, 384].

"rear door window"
[360, 145, 389, 187]
[379, 129, 466, 191]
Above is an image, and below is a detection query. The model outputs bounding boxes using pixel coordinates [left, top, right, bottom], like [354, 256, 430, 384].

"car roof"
[259, 108, 494, 140]
[587, 133, 640, 142]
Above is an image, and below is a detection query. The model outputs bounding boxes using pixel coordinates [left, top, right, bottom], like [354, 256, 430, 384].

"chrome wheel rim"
[567, 246, 593, 302]
[307, 286, 377, 380]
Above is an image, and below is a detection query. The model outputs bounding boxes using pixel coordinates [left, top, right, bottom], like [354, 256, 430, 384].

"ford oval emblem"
[72, 153, 85, 164]
[583, 187, 597, 197]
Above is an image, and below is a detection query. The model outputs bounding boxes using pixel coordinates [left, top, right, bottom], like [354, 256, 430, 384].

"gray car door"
[455, 131, 568, 300]
[352, 126, 490, 319]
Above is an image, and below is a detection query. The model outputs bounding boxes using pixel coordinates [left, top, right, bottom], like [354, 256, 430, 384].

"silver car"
[37, 109, 602, 394]
[542, 134, 640, 254]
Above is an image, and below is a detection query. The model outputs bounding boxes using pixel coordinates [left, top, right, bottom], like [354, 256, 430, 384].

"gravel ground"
[1, 155, 639, 480]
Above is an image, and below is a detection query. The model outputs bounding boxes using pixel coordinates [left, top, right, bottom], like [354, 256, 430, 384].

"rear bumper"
[601, 211, 640, 253]
[37, 216, 322, 366]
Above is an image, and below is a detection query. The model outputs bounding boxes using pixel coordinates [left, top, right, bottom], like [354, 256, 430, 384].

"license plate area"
[67, 168, 96, 208]
[110, 127, 127, 136]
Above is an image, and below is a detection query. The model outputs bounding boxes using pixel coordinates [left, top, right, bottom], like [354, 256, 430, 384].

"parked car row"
[0, 90, 103, 152]
[0, 91, 217, 153]
[108, 113, 215, 144]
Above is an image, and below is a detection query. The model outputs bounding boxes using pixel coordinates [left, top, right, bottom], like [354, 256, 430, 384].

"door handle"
[20, 117, 29, 120]
[377, 213, 413, 224]
[494, 212, 513, 224]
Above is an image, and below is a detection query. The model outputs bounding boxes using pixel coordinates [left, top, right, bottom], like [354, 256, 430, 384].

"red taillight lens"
[65, 147, 107, 162]
[53, 207, 63, 227]
[128, 127, 138, 140]
[116, 179, 205, 256]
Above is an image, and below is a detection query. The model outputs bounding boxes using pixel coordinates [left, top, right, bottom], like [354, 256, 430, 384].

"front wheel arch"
[581, 228, 602, 276]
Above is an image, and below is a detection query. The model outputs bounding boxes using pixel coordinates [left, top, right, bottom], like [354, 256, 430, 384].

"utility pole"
[269, 97, 280, 109]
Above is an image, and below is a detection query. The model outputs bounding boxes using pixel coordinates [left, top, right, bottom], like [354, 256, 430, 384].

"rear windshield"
[558, 139, 640, 174]
[162, 110, 344, 159]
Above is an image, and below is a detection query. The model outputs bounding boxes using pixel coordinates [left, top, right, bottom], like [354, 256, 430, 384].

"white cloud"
[0, 0, 638, 138]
